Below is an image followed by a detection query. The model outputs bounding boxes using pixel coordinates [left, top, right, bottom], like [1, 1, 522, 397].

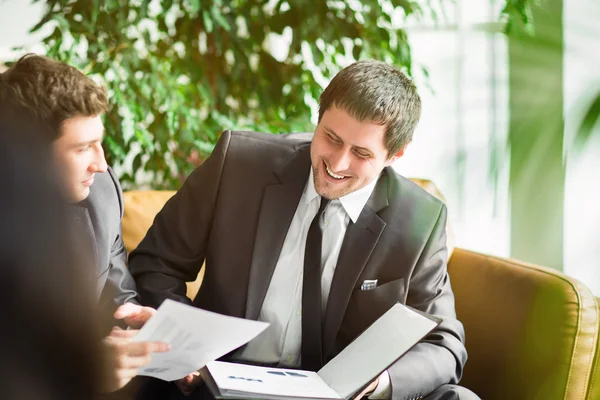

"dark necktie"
[301, 196, 330, 371]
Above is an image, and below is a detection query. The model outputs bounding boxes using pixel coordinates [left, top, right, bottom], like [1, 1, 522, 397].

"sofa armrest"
[588, 297, 600, 400]
[448, 248, 599, 399]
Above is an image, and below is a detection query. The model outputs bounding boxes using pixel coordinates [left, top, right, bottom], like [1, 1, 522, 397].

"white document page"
[317, 303, 439, 399]
[133, 299, 269, 381]
[206, 361, 341, 399]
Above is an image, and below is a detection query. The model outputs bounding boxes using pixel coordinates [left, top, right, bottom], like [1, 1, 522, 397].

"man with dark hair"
[0, 54, 169, 393]
[130, 60, 478, 399]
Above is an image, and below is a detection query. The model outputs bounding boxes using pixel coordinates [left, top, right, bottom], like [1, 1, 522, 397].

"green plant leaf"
[574, 94, 600, 153]
[29, 0, 528, 190]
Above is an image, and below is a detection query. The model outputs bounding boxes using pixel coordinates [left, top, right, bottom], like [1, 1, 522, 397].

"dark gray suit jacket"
[72, 167, 138, 313]
[129, 131, 467, 400]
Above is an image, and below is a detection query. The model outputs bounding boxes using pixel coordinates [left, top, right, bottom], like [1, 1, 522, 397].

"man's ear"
[385, 145, 408, 166]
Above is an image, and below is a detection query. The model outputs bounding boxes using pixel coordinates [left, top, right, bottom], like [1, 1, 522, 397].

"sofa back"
[122, 190, 203, 298]
[122, 190, 176, 252]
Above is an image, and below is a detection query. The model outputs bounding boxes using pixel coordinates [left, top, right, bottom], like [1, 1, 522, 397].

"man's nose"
[91, 144, 108, 173]
[328, 149, 351, 173]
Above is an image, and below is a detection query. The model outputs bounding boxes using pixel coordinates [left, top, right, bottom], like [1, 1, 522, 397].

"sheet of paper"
[317, 303, 439, 399]
[133, 299, 269, 381]
[206, 361, 341, 400]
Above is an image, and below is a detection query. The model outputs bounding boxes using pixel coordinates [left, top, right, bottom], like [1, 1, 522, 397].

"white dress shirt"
[236, 168, 391, 399]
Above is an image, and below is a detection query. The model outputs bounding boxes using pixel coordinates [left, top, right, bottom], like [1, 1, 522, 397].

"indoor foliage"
[30, 0, 531, 189]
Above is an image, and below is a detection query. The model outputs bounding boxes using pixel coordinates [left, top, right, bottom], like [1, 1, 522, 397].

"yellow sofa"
[122, 189, 600, 400]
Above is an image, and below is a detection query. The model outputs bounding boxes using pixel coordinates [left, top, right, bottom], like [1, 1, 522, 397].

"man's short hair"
[318, 60, 422, 157]
[0, 54, 108, 140]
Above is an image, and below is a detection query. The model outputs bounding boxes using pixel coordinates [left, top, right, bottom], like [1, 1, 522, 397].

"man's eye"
[78, 146, 91, 152]
[327, 134, 341, 143]
[354, 151, 370, 159]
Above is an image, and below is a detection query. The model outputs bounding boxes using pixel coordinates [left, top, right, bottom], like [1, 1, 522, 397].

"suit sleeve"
[128, 131, 231, 308]
[99, 167, 139, 309]
[388, 205, 467, 400]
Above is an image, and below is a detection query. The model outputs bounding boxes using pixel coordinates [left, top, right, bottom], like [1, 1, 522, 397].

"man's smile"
[323, 161, 350, 182]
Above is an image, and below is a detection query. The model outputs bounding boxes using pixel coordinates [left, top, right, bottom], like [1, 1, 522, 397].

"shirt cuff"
[368, 370, 391, 399]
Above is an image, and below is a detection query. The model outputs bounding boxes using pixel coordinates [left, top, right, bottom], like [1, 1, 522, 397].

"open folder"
[200, 303, 440, 400]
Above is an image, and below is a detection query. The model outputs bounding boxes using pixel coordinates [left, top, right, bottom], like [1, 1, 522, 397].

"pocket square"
[360, 279, 378, 291]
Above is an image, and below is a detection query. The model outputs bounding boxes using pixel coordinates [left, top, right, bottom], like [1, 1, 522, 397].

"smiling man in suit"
[0, 54, 169, 394]
[129, 60, 478, 400]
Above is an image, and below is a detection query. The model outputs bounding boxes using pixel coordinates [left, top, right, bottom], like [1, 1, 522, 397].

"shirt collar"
[303, 168, 379, 223]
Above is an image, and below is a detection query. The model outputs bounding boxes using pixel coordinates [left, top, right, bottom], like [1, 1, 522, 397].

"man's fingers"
[115, 366, 140, 379]
[115, 353, 153, 369]
[126, 341, 170, 357]
[352, 377, 379, 399]
[184, 371, 200, 383]
[104, 337, 170, 357]
[353, 387, 372, 400]
[114, 304, 156, 329]
[102, 329, 166, 392]
[115, 366, 140, 388]
[176, 380, 192, 396]
[105, 361, 140, 392]
[109, 327, 140, 339]
[114, 303, 141, 319]
[177, 371, 203, 395]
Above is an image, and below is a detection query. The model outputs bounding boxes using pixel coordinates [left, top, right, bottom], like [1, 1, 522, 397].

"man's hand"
[176, 370, 203, 396]
[352, 376, 380, 400]
[102, 327, 170, 392]
[114, 303, 157, 329]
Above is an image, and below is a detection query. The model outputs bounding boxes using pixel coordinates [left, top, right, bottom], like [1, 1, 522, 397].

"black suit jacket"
[73, 167, 139, 315]
[129, 131, 467, 399]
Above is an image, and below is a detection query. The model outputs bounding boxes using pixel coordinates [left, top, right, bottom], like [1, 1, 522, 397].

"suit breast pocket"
[342, 278, 406, 341]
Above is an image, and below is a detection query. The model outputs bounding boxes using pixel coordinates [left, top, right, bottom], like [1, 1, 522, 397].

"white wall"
[563, 0, 600, 295]
[397, 0, 511, 258]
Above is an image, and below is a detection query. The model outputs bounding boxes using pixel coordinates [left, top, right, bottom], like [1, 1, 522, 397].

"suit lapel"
[322, 172, 390, 358]
[245, 145, 311, 320]
[71, 205, 101, 298]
